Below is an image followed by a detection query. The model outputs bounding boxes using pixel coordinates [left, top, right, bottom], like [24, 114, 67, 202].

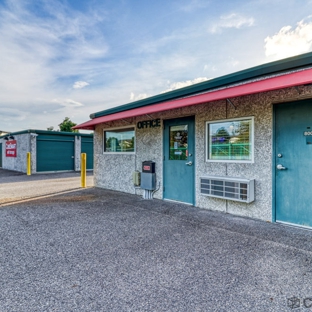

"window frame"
[103, 125, 136, 154]
[205, 116, 254, 163]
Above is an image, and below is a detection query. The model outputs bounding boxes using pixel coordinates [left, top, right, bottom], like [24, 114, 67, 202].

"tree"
[58, 117, 79, 133]
[215, 127, 230, 143]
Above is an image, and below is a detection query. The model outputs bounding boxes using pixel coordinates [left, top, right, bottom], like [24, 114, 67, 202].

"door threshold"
[163, 198, 194, 206]
[276, 220, 312, 231]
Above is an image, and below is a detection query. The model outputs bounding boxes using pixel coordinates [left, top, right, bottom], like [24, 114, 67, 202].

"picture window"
[104, 127, 135, 153]
[206, 117, 253, 162]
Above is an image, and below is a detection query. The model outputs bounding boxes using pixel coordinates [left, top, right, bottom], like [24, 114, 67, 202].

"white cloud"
[162, 77, 209, 93]
[0, 1, 108, 102]
[264, 19, 312, 59]
[52, 98, 84, 107]
[130, 92, 149, 101]
[130, 77, 209, 101]
[0, 1, 111, 131]
[73, 81, 90, 89]
[2, 0, 308, 133]
[210, 13, 254, 33]
[0, 107, 28, 121]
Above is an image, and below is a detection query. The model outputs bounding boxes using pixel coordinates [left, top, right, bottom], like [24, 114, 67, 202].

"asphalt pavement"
[0, 169, 312, 311]
[0, 168, 93, 205]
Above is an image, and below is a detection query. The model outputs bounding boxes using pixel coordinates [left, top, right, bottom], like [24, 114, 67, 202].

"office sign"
[137, 119, 161, 129]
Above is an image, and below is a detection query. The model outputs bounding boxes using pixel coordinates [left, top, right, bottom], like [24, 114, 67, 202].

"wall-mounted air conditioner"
[200, 176, 255, 203]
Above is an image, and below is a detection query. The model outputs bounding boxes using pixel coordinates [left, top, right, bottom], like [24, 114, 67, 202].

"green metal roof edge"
[0, 129, 93, 139]
[91, 51, 312, 119]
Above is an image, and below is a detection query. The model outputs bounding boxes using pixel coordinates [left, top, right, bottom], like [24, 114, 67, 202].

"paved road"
[0, 169, 93, 205]
[0, 170, 312, 311]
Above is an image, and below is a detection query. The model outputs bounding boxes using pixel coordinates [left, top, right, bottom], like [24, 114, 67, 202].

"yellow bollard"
[27, 152, 31, 176]
[81, 153, 87, 188]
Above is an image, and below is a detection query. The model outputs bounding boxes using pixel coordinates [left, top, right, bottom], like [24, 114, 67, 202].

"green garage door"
[37, 134, 75, 172]
[0, 143, 2, 167]
[81, 137, 93, 170]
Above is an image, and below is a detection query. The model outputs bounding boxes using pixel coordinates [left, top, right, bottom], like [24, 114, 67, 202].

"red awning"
[75, 68, 312, 130]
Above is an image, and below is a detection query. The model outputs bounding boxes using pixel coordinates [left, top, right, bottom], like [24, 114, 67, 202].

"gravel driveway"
[0, 169, 312, 311]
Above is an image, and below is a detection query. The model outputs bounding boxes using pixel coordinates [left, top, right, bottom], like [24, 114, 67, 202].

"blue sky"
[1, 0, 312, 132]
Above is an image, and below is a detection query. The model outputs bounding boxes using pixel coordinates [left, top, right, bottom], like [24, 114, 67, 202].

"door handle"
[185, 161, 193, 166]
[277, 164, 286, 170]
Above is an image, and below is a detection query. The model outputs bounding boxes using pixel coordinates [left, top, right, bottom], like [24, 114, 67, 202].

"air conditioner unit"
[200, 176, 255, 203]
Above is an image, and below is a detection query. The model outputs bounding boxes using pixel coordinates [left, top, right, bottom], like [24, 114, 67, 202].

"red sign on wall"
[6, 140, 17, 157]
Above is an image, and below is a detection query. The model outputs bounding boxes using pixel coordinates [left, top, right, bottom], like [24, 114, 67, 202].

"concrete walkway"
[0, 170, 312, 311]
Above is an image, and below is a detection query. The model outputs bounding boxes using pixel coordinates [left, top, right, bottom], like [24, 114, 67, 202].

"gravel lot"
[1, 169, 312, 311]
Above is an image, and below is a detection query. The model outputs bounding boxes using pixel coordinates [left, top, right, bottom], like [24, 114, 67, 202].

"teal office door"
[275, 99, 312, 228]
[163, 116, 195, 205]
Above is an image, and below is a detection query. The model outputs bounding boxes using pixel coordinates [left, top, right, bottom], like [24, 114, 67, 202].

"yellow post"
[81, 153, 87, 188]
[27, 152, 31, 176]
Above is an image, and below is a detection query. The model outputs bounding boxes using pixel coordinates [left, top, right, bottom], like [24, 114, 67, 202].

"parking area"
[0, 168, 94, 205]
[1, 169, 312, 311]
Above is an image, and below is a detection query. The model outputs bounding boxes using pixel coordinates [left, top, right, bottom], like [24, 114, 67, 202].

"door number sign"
[304, 130, 312, 144]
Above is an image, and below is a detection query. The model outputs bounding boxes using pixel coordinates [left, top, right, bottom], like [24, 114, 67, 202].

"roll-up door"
[81, 137, 93, 170]
[36, 134, 75, 172]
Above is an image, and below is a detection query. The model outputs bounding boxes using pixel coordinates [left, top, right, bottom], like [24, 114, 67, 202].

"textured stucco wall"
[75, 136, 81, 171]
[94, 123, 137, 194]
[93, 86, 312, 221]
[30, 133, 37, 173]
[1, 134, 30, 173]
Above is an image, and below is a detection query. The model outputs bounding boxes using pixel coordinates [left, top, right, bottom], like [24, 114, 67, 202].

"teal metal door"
[81, 137, 93, 170]
[275, 99, 312, 228]
[163, 116, 195, 205]
[37, 134, 75, 172]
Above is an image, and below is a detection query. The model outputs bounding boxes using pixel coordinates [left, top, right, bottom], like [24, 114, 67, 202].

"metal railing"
[210, 143, 250, 159]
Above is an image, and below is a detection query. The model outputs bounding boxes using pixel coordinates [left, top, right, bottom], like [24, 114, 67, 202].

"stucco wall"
[1, 133, 30, 173]
[75, 136, 81, 171]
[30, 133, 37, 173]
[94, 124, 137, 193]
[93, 86, 312, 221]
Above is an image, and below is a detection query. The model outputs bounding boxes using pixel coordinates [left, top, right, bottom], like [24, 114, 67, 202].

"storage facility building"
[0, 130, 93, 173]
[74, 52, 312, 229]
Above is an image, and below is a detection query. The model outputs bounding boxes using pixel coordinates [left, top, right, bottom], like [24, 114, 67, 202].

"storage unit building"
[0, 130, 93, 173]
[74, 52, 312, 229]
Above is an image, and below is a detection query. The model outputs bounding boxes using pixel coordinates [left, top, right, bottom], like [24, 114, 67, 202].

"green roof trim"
[0, 129, 93, 139]
[91, 51, 312, 119]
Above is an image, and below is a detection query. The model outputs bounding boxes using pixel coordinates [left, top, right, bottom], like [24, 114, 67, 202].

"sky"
[1, 0, 312, 133]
